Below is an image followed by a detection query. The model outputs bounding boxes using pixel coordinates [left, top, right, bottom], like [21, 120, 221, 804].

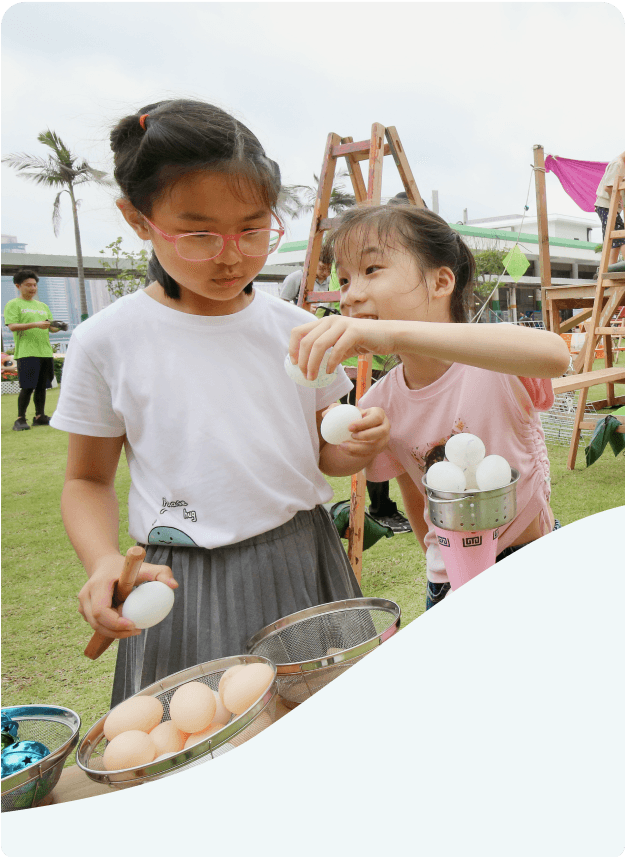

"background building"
[2, 234, 28, 254]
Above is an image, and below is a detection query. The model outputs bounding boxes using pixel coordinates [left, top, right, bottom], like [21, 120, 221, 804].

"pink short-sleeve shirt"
[359, 363, 555, 583]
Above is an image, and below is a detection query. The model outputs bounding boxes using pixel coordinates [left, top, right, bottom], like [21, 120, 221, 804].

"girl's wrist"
[85, 549, 124, 579]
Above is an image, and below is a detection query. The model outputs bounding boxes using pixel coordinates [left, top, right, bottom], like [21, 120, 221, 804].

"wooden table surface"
[46, 696, 294, 806]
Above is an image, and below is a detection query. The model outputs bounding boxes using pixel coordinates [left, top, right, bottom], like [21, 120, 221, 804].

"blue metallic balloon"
[1, 712, 19, 738]
[1, 741, 50, 778]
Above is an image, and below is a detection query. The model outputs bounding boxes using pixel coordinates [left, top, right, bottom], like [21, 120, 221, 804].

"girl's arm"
[290, 316, 571, 380]
[62, 433, 177, 639]
[316, 405, 391, 477]
[396, 472, 428, 552]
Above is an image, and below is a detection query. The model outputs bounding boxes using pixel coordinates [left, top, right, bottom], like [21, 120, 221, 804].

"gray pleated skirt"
[111, 505, 361, 707]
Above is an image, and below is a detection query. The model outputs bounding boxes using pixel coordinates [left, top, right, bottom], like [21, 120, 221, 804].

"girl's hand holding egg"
[78, 553, 179, 639]
[320, 403, 390, 460]
[289, 315, 396, 379]
[122, 580, 175, 629]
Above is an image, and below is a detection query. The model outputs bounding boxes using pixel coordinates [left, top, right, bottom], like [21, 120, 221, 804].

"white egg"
[426, 461, 467, 493]
[284, 351, 337, 388]
[122, 581, 175, 629]
[445, 433, 486, 469]
[475, 455, 512, 491]
[462, 464, 479, 490]
[320, 404, 363, 445]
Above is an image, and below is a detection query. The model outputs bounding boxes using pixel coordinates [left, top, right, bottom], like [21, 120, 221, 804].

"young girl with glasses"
[289, 205, 570, 610]
[51, 99, 389, 705]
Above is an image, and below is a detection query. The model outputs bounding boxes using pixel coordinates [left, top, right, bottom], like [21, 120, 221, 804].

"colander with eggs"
[77, 655, 277, 789]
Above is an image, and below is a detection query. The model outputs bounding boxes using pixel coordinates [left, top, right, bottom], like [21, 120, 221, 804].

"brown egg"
[211, 689, 231, 725]
[103, 730, 157, 771]
[223, 663, 274, 715]
[218, 665, 246, 705]
[149, 720, 186, 756]
[169, 681, 216, 734]
[183, 720, 226, 749]
[103, 696, 164, 741]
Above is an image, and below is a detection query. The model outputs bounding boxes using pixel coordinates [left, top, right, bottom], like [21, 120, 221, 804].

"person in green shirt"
[4, 269, 59, 431]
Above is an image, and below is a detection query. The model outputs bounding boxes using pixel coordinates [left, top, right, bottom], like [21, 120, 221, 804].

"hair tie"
[139, 113, 149, 131]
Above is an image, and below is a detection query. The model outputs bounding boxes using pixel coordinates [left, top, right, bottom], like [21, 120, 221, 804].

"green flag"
[503, 245, 530, 282]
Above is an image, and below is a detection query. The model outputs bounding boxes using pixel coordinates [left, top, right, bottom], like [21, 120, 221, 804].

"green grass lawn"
[1, 384, 623, 749]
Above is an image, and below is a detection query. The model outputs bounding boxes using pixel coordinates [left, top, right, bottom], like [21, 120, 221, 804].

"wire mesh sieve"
[1, 705, 81, 812]
[246, 598, 400, 704]
[76, 655, 277, 789]
[423, 469, 520, 532]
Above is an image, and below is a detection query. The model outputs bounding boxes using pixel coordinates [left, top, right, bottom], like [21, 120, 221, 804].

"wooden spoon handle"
[83, 546, 147, 661]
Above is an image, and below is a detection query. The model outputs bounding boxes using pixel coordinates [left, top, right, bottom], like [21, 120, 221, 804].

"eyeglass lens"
[176, 230, 281, 261]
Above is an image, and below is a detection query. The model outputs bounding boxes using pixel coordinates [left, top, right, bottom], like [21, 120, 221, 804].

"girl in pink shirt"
[289, 205, 570, 609]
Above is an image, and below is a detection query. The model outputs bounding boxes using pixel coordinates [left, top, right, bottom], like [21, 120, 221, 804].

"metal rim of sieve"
[1, 705, 81, 809]
[75, 654, 277, 788]
[246, 597, 401, 674]
[423, 468, 520, 531]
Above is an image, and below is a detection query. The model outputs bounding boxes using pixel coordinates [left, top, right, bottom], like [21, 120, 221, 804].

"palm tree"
[3, 130, 111, 320]
[279, 169, 356, 220]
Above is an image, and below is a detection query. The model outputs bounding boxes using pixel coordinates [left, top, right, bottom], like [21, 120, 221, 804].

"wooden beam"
[366, 123, 385, 205]
[533, 145, 552, 327]
[298, 132, 340, 311]
[340, 136, 368, 204]
[551, 367, 625, 394]
[558, 309, 593, 333]
[331, 140, 390, 160]
[385, 126, 426, 208]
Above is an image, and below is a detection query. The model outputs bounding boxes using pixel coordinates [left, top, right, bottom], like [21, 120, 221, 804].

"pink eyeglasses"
[142, 215, 284, 262]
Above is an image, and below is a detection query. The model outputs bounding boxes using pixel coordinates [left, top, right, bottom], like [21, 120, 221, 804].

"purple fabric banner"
[544, 155, 608, 212]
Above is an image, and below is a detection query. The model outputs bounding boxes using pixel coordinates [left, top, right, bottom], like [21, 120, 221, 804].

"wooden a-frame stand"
[533, 145, 625, 469]
[297, 124, 425, 580]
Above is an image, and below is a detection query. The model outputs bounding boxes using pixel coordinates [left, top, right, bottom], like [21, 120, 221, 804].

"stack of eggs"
[102, 663, 274, 771]
[426, 434, 512, 494]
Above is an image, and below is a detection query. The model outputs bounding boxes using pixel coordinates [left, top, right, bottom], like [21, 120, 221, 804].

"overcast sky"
[2, 1, 624, 258]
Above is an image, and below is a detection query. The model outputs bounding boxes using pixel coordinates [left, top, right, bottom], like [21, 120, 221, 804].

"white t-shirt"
[51, 289, 351, 549]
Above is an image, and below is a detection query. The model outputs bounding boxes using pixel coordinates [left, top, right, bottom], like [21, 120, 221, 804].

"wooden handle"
[83, 546, 146, 661]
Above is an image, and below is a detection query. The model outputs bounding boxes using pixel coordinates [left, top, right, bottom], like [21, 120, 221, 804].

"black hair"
[318, 240, 334, 267]
[13, 269, 39, 285]
[329, 205, 475, 323]
[110, 99, 281, 300]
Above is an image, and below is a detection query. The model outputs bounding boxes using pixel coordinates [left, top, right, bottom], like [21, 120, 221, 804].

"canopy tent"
[544, 155, 608, 212]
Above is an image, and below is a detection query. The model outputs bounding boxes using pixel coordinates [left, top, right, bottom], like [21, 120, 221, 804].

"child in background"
[51, 99, 389, 705]
[289, 205, 570, 610]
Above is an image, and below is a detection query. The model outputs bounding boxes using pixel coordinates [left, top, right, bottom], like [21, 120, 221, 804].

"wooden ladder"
[297, 124, 425, 580]
[534, 145, 625, 468]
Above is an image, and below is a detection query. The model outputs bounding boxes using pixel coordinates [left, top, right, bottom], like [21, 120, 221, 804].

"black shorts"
[595, 206, 625, 248]
[16, 356, 54, 390]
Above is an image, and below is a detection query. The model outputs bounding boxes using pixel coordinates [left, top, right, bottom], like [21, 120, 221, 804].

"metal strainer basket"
[76, 654, 277, 790]
[1, 705, 81, 812]
[246, 598, 401, 705]
[423, 469, 520, 532]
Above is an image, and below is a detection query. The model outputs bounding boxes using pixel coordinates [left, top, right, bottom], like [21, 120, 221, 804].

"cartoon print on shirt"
[160, 497, 197, 518]
[410, 419, 468, 473]
[148, 497, 199, 545]
[148, 526, 198, 546]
